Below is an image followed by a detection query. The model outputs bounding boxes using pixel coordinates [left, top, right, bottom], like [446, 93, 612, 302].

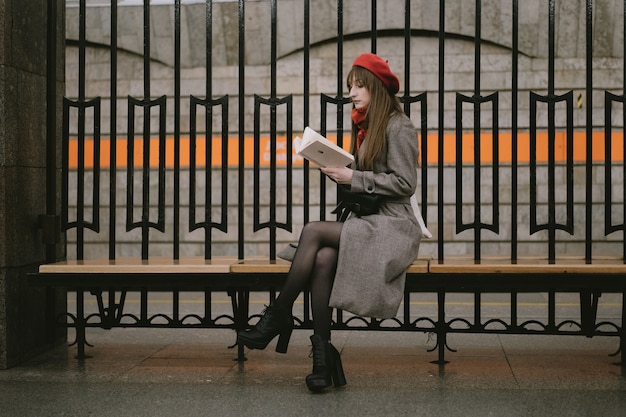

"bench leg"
[430, 290, 451, 365]
[229, 288, 250, 362]
[70, 289, 92, 360]
[580, 290, 600, 338]
[607, 292, 626, 367]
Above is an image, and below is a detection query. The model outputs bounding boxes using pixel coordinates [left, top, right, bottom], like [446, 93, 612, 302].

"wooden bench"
[29, 255, 626, 365]
[410, 256, 626, 364]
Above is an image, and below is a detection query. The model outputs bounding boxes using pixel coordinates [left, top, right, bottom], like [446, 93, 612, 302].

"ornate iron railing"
[46, 0, 626, 362]
[57, 0, 626, 264]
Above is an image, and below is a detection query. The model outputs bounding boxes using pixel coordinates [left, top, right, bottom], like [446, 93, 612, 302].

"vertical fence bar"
[580, 0, 594, 264]
[401, 5, 411, 118]
[473, 0, 483, 260]
[270, 0, 279, 259]
[173, 0, 182, 259]
[370, 0, 376, 53]
[237, 0, 246, 259]
[109, 0, 118, 260]
[303, 0, 311, 226]
[141, 0, 152, 259]
[437, 0, 446, 262]
[547, 0, 557, 261]
[77, 0, 87, 260]
[78, 0, 86, 175]
[336, 0, 345, 210]
[511, 0, 519, 261]
[302, 0, 312, 323]
[336, 0, 348, 184]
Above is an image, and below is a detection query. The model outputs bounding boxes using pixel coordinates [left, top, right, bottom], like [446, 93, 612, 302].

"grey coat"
[329, 112, 422, 319]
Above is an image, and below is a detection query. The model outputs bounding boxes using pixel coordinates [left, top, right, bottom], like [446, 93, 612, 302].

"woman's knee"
[314, 247, 338, 270]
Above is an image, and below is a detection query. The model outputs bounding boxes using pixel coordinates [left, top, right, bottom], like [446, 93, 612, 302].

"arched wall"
[66, 0, 625, 70]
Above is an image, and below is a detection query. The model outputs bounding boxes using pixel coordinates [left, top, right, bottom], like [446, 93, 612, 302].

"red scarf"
[351, 106, 368, 152]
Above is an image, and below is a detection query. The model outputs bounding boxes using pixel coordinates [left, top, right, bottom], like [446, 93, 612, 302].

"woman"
[237, 53, 423, 392]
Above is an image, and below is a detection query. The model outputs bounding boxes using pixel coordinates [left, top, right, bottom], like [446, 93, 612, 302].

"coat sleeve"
[350, 113, 418, 198]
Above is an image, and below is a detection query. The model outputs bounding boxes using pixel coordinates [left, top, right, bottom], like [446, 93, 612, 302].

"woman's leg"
[309, 247, 338, 340]
[237, 220, 341, 354]
[305, 247, 346, 392]
[275, 221, 342, 312]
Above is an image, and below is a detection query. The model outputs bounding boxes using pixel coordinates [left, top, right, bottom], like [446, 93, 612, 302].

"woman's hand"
[320, 166, 353, 184]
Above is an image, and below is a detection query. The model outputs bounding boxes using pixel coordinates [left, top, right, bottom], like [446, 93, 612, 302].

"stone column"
[0, 0, 66, 368]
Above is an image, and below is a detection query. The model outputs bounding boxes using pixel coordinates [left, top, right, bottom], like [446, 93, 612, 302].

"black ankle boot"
[237, 304, 293, 353]
[305, 334, 347, 392]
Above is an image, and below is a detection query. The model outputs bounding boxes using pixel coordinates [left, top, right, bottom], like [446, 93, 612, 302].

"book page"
[295, 127, 354, 167]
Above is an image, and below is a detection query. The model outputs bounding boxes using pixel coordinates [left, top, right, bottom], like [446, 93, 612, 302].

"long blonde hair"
[347, 66, 403, 170]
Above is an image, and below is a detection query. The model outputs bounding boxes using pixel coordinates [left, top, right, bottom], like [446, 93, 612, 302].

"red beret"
[352, 53, 400, 94]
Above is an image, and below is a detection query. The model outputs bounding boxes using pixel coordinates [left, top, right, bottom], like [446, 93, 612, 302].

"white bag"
[410, 193, 432, 238]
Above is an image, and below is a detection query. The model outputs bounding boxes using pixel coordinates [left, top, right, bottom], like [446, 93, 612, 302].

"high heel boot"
[237, 304, 293, 353]
[305, 334, 347, 392]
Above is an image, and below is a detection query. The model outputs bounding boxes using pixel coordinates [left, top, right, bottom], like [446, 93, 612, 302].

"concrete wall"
[64, 0, 625, 133]
[0, 0, 66, 368]
[65, 0, 626, 65]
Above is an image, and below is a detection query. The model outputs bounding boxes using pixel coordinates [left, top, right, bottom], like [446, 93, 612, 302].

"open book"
[294, 127, 355, 167]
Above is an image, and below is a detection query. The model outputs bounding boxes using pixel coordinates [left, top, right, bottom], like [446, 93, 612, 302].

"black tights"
[275, 221, 342, 341]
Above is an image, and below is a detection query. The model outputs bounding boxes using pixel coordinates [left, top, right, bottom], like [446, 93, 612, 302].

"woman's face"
[348, 77, 371, 109]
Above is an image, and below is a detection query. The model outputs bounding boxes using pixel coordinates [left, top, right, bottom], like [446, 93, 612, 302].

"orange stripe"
[68, 135, 348, 168]
[68, 131, 623, 168]
[426, 131, 623, 164]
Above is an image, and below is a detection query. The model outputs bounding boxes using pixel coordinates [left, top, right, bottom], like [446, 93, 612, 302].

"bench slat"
[230, 258, 430, 274]
[38, 256, 238, 274]
[428, 256, 626, 274]
[406, 260, 429, 274]
[230, 259, 292, 273]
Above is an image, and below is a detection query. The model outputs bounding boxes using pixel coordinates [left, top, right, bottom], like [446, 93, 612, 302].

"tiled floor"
[1, 291, 625, 416]
[1, 327, 625, 417]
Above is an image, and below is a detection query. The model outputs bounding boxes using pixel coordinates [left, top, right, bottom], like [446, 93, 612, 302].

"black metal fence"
[52, 0, 626, 264]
